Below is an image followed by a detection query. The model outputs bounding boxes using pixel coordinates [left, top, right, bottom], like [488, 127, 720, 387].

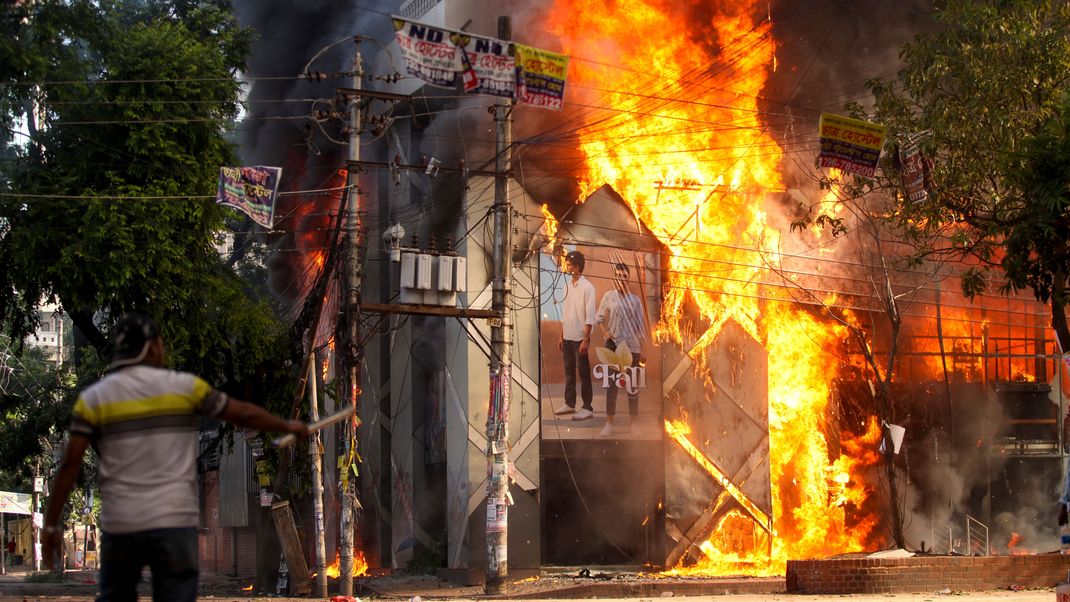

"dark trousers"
[562, 339, 593, 411]
[98, 527, 198, 602]
[605, 338, 641, 418]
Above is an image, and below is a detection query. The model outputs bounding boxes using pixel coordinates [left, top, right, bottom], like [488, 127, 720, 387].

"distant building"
[25, 303, 67, 366]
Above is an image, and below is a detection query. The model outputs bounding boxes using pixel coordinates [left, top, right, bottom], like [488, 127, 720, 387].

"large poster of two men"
[539, 242, 663, 440]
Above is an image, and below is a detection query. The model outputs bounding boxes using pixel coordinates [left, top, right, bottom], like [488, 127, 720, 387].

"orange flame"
[902, 306, 986, 382]
[324, 550, 369, 579]
[325, 559, 339, 579]
[665, 420, 773, 533]
[546, 0, 882, 575]
[241, 584, 253, 592]
[1007, 532, 1021, 549]
[540, 203, 566, 269]
[514, 575, 540, 584]
[321, 339, 336, 382]
[1006, 532, 1032, 556]
[354, 550, 369, 577]
[540, 203, 559, 243]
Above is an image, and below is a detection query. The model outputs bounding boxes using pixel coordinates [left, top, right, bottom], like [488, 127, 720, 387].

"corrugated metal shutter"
[218, 434, 253, 527]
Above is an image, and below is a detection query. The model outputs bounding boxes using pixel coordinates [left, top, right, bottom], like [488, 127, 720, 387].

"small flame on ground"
[325, 550, 369, 579]
[355, 550, 369, 577]
[514, 575, 540, 584]
[1008, 532, 1022, 549]
[241, 584, 253, 592]
[1006, 532, 1033, 556]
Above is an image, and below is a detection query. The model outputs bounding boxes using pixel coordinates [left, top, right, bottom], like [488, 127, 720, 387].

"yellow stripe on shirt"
[72, 396, 96, 425]
[76, 393, 198, 426]
[190, 377, 212, 411]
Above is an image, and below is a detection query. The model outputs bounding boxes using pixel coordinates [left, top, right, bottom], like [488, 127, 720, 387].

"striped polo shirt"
[71, 365, 228, 534]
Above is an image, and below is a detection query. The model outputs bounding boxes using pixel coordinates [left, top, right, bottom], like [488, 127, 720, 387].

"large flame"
[546, 0, 881, 574]
[904, 305, 987, 382]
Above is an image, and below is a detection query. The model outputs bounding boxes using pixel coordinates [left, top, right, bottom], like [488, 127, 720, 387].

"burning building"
[219, 0, 1070, 587]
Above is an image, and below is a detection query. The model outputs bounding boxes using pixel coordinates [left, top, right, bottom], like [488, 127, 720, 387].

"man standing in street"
[555, 251, 597, 421]
[43, 313, 308, 601]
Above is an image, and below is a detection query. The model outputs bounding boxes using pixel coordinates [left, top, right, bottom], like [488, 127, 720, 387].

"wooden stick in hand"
[273, 406, 357, 448]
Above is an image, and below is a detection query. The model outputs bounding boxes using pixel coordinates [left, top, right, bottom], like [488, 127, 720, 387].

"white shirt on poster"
[561, 275, 596, 342]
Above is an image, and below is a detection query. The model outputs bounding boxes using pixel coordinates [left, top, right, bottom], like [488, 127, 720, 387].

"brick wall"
[787, 555, 1070, 594]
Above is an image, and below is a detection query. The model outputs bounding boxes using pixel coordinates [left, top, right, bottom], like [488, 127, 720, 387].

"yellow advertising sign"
[515, 44, 570, 111]
[818, 113, 887, 177]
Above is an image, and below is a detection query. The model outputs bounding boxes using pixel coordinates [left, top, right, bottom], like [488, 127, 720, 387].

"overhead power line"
[47, 115, 309, 126]
[1, 74, 305, 87]
[0, 184, 354, 201]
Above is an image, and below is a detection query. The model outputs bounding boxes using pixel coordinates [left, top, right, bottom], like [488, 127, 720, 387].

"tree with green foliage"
[1001, 93, 1070, 352]
[1, 2, 309, 583]
[0, 335, 73, 492]
[802, 0, 1070, 351]
[0, 0, 291, 387]
[0, 0, 306, 501]
[0, 333, 103, 546]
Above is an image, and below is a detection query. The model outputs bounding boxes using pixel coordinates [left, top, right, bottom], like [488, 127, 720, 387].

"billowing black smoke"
[234, 0, 397, 306]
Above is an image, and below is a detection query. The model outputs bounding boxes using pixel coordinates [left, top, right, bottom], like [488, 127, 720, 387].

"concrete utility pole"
[32, 470, 40, 572]
[308, 357, 328, 597]
[57, 313, 63, 367]
[485, 15, 514, 596]
[339, 38, 364, 597]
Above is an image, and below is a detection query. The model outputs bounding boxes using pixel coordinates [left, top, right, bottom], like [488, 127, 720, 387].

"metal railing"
[929, 515, 989, 555]
[930, 521, 955, 554]
[966, 514, 989, 556]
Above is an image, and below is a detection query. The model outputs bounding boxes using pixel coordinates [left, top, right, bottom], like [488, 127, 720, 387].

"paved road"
[0, 595, 1059, 601]
[0, 588, 1059, 601]
[0, 568, 1061, 601]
